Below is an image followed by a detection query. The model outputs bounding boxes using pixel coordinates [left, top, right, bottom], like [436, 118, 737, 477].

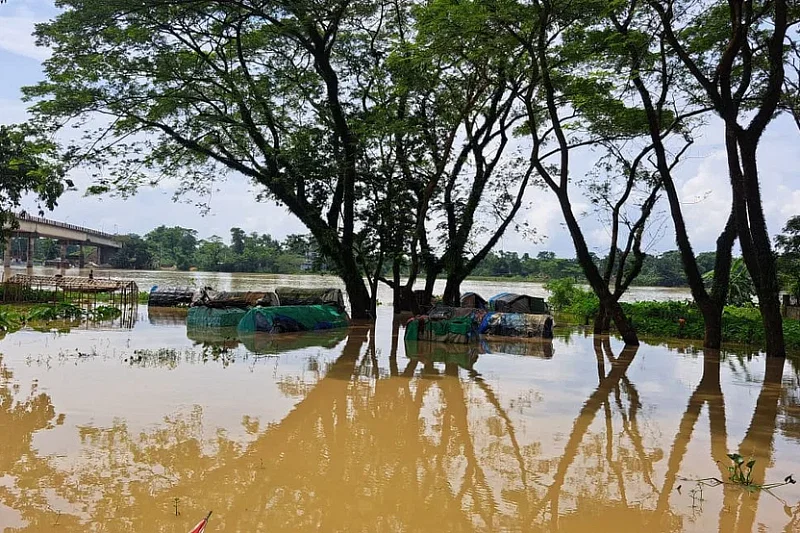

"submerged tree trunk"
[606, 299, 638, 346]
[593, 302, 609, 335]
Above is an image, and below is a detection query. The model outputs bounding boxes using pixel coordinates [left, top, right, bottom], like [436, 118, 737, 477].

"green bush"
[545, 280, 800, 348]
[619, 300, 800, 349]
[544, 279, 599, 321]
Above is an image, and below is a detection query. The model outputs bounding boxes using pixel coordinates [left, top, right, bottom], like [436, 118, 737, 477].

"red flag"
[188, 511, 212, 533]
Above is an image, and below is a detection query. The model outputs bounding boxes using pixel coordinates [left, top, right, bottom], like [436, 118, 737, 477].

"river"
[0, 270, 798, 532]
[6, 266, 694, 306]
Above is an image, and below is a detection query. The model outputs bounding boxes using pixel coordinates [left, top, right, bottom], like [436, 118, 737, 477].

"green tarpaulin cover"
[237, 305, 349, 334]
[186, 307, 247, 328]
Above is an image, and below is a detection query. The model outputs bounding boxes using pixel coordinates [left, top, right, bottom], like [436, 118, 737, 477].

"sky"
[1, 1, 799, 258]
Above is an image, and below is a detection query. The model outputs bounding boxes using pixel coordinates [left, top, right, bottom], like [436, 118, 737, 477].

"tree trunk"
[593, 301, 608, 335]
[735, 137, 786, 357]
[422, 264, 440, 310]
[608, 300, 639, 346]
[346, 275, 372, 320]
[700, 302, 724, 350]
[442, 274, 463, 307]
[392, 259, 403, 314]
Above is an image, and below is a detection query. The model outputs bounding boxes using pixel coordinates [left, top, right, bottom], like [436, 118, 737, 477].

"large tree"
[483, 0, 686, 345]
[591, 0, 739, 350]
[26, 0, 412, 319]
[648, 0, 798, 357]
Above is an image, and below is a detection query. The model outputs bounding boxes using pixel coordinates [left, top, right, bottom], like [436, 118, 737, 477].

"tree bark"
[607, 299, 638, 346]
[593, 301, 609, 335]
[700, 302, 723, 350]
[736, 137, 786, 357]
[442, 274, 463, 308]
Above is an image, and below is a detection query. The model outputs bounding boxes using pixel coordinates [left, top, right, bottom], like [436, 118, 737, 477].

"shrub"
[544, 279, 599, 322]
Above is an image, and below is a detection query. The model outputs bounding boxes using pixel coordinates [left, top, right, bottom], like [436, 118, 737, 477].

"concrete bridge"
[3, 212, 123, 276]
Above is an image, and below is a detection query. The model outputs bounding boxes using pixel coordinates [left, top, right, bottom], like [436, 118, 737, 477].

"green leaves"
[726, 453, 755, 486]
[0, 124, 67, 237]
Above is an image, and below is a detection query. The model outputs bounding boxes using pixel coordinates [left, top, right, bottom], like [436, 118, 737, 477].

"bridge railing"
[16, 212, 119, 240]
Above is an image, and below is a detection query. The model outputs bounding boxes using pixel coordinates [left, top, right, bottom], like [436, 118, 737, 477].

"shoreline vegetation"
[547, 279, 800, 350]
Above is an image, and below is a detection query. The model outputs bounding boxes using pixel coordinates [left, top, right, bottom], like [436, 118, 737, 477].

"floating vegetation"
[680, 453, 796, 497]
[126, 348, 183, 368]
[0, 308, 22, 332]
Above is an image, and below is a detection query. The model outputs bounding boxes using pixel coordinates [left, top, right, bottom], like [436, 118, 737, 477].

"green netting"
[237, 305, 349, 334]
[186, 307, 247, 328]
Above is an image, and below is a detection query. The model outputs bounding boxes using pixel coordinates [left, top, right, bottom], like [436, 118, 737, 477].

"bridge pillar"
[3, 234, 11, 281]
[79, 244, 85, 269]
[26, 236, 34, 276]
[97, 247, 104, 266]
[59, 242, 67, 275]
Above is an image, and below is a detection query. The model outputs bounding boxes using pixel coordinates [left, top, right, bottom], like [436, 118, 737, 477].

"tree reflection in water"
[0, 325, 797, 532]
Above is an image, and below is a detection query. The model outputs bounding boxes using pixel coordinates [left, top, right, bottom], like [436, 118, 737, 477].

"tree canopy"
[0, 124, 69, 237]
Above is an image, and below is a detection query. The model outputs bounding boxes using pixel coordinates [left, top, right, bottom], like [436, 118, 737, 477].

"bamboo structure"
[1, 274, 139, 307]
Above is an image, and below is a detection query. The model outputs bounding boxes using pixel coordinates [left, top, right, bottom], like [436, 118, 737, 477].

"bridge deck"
[11, 213, 122, 248]
[17, 213, 118, 240]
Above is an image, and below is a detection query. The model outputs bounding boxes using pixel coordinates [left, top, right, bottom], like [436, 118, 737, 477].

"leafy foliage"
[0, 124, 69, 236]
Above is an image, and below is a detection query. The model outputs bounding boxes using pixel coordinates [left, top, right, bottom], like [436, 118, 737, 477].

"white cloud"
[0, 16, 50, 61]
[678, 150, 733, 249]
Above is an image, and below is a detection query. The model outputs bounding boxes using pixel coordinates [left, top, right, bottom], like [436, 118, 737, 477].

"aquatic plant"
[550, 294, 800, 349]
[726, 453, 756, 486]
[86, 305, 122, 321]
[0, 308, 23, 332]
[680, 454, 796, 496]
[25, 302, 85, 322]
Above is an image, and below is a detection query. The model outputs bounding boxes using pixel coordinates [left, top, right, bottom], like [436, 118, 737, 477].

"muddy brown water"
[5, 266, 693, 306]
[0, 272, 799, 532]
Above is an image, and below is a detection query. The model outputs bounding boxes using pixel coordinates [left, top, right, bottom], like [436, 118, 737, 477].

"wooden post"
[59, 242, 67, 275]
[26, 236, 34, 276]
[3, 234, 11, 282]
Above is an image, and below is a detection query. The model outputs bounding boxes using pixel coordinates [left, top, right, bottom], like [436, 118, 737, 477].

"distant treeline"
[470, 250, 720, 287]
[7, 226, 328, 274]
[11, 225, 793, 293]
[8, 224, 746, 288]
[112, 226, 328, 273]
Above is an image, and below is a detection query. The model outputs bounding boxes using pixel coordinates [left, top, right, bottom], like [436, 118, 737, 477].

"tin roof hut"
[460, 292, 488, 310]
[489, 293, 549, 314]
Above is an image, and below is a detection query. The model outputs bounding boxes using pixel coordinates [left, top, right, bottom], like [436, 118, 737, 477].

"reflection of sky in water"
[0, 304, 798, 532]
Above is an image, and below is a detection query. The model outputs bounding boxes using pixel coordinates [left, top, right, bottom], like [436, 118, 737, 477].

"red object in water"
[188, 511, 212, 533]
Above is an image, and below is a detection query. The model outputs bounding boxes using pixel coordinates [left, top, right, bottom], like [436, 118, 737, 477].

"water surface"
[0, 304, 799, 532]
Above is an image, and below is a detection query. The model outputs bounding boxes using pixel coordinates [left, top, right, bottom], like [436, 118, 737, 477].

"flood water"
[1, 272, 799, 532]
[5, 266, 693, 306]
